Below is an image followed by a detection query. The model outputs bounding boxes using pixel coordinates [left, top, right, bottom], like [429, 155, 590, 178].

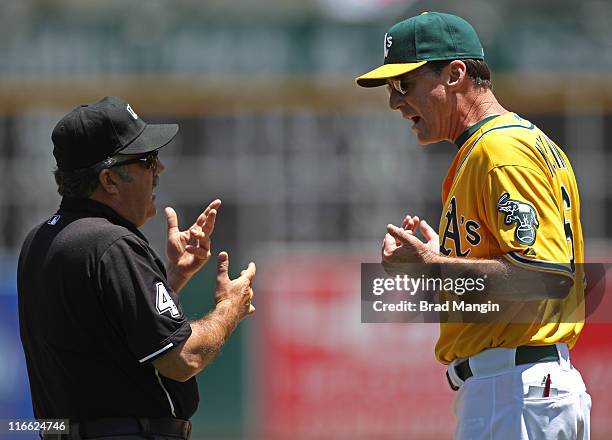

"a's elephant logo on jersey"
[497, 193, 539, 246]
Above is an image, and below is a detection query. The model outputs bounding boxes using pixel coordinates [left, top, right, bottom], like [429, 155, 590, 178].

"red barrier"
[256, 255, 454, 439]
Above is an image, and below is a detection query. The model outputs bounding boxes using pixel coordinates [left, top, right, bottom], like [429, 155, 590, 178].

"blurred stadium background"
[1, 0, 611, 438]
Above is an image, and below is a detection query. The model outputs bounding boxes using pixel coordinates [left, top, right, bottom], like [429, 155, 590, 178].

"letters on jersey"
[440, 196, 481, 256]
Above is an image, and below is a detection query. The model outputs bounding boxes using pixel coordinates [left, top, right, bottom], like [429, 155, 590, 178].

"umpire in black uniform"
[17, 96, 256, 439]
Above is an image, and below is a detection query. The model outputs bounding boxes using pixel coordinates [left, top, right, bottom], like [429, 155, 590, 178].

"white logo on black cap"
[126, 104, 138, 120]
[47, 214, 61, 226]
[384, 33, 393, 58]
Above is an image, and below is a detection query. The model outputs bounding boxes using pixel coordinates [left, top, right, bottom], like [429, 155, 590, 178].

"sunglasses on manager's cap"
[51, 96, 178, 172]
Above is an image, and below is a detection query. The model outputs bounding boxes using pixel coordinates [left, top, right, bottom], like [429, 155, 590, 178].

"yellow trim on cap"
[355, 61, 428, 88]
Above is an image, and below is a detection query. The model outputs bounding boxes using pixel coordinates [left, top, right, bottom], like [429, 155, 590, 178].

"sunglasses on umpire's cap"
[355, 12, 484, 88]
[52, 96, 178, 171]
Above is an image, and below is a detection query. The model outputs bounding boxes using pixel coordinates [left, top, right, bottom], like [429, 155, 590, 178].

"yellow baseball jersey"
[435, 112, 584, 364]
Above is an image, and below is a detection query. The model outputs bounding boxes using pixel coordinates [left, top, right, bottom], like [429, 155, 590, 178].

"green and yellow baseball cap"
[356, 12, 484, 88]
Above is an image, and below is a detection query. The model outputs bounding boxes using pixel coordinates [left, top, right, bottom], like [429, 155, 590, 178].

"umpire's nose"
[156, 160, 166, 175]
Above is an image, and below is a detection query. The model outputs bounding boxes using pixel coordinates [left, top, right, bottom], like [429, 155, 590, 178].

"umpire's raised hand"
[215, 251, 256, 318]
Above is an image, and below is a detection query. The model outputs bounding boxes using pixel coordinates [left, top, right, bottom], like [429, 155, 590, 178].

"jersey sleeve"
[96, 235, 192, 364]
[480, 165, 573, 278]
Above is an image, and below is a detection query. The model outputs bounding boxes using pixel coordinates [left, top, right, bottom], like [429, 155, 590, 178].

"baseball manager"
[18, 96, 255, 439]
[357, 12, 591, 439]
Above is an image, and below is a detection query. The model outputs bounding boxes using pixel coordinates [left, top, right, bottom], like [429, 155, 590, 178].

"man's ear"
[446, 60, 467, 88]
[98, 169, 120, 195]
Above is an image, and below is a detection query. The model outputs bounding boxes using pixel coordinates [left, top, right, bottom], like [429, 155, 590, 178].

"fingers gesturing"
[215, 251, 257, 317]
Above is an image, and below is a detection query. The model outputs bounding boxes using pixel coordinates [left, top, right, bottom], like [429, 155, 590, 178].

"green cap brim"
[355, 61, 428, 87]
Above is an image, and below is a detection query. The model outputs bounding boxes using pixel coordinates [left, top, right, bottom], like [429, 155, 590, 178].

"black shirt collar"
[454, 114, 501, 149]
[59, 197, 147, 242]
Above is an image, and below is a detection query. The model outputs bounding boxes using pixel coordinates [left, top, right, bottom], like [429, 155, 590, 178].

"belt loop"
[555, 342, 571, 369]
[138, 418, 151, 434]
[446, 358, 465, 390]
[71, 422, 81, 440]
[469, 346, 514, 376]
[185, 420, 192, 439]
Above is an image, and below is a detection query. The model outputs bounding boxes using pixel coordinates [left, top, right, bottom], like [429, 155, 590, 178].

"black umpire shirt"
[17, 197, 199, 420]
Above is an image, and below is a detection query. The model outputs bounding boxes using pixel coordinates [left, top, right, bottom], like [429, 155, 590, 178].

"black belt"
[42, 418, 191, 439]
[447, 345, 559, 391]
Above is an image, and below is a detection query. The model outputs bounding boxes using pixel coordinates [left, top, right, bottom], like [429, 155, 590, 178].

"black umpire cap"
[52, 96, 178, 171]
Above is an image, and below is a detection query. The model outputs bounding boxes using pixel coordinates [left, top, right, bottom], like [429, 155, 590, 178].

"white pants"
[450, 344, 591, 440]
